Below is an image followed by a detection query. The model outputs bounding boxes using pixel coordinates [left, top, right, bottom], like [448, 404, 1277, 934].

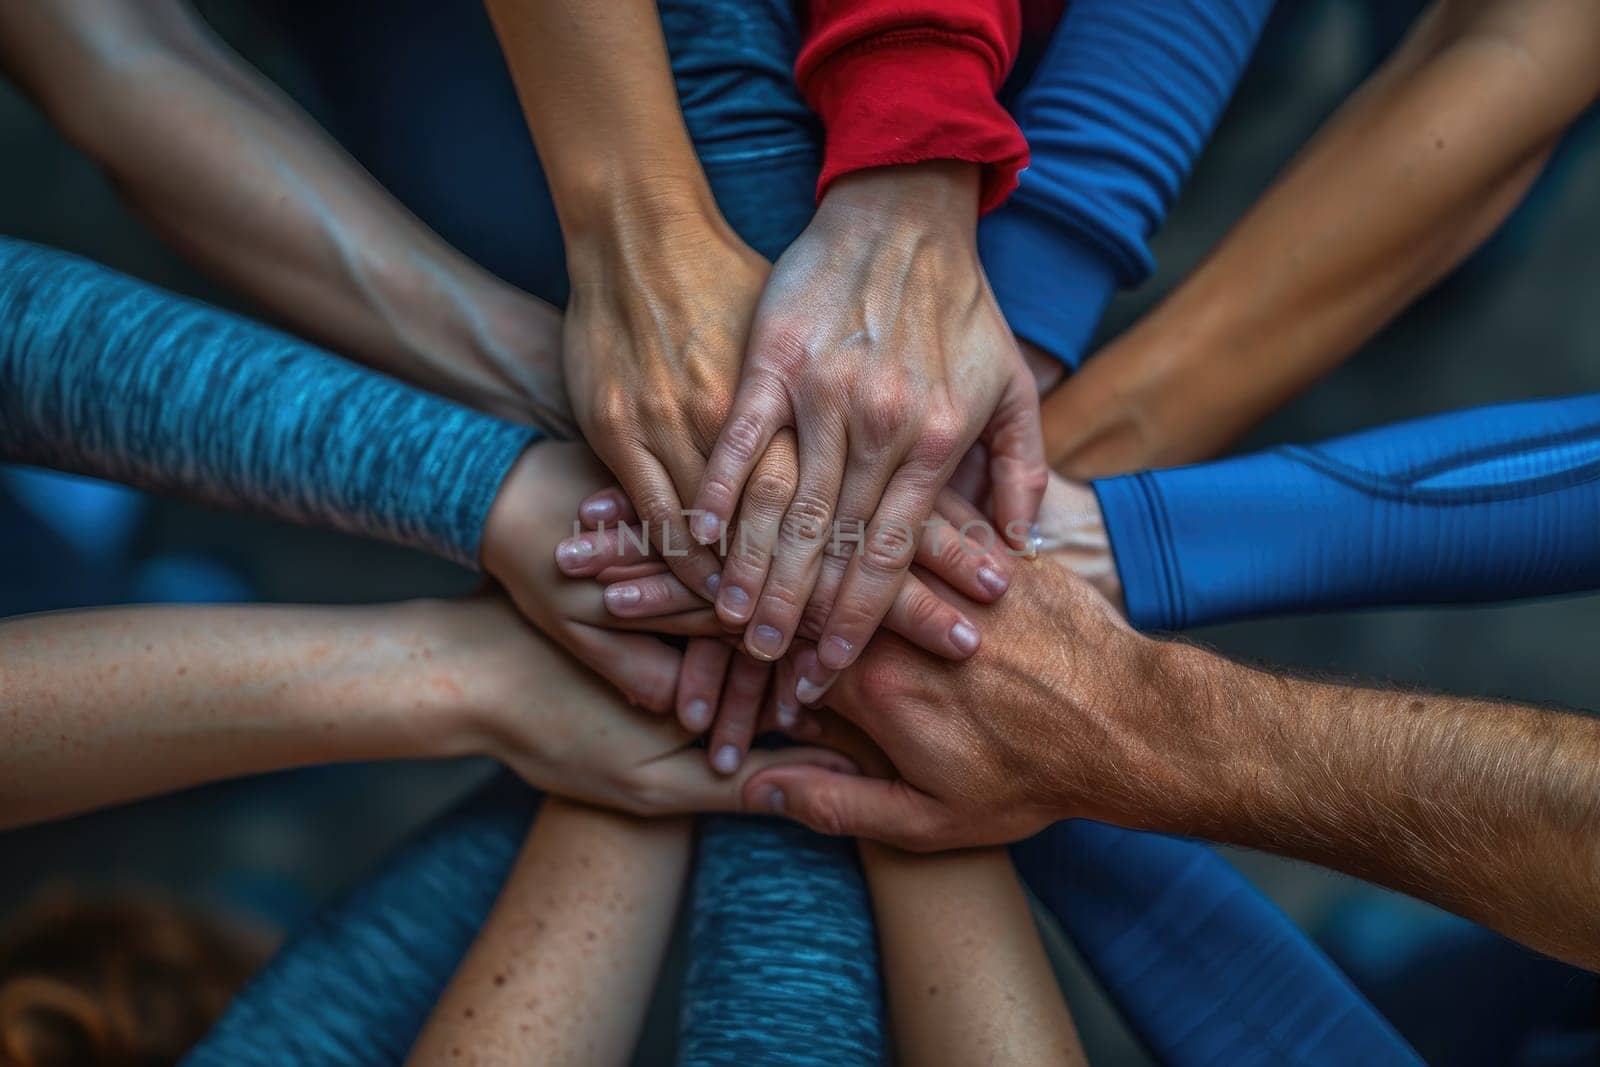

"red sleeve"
[797, 1, 1027, 214]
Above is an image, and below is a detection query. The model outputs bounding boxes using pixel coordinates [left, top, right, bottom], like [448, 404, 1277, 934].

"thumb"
[743, 766, 947, 850]
[985, 371, 1048, 550]
[635, 745, 858, 816]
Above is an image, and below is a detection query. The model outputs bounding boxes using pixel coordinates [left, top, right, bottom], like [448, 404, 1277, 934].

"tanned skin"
[746, 561, 1600, 971]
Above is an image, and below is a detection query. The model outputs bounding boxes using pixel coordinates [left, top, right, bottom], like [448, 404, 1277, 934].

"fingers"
[815, 465, 940, 670]
[741, 765, 947, 850]
[676, 637, 732, 733]
[708, 653, 772, 775]
[715, 429, 797, 627]
[739, 429, 847, 662]
[918, 488, 1012, 604]
[556, 524, 659, 577]
[791, 644, 838, 707]
[630, 745, 858, 816]
[692, 368, 789, 544]
[578, 487, 638, 527]
[601, 572, 710, 619]
[882, 575, 981, 661]
[984, 368, 1048, 550]
[614, 452, 723, 600]
[560, 623, 681, 714]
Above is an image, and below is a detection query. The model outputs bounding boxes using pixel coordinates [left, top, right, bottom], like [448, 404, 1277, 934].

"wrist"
[558, 168, 727, 272]
[816, 161, 981, 242]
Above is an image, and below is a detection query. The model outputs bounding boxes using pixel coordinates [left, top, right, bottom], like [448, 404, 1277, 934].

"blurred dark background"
[1, 0, 1596, 1063]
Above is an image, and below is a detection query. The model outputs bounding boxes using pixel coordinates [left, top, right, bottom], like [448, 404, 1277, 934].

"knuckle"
[746, 466, 795, 515]
[718, 410, 768, 466]
[782, 492, 833, 547]
[912, 412, 965, 464]
[808, 793, 849, 838]
[859, 520, 917, 574]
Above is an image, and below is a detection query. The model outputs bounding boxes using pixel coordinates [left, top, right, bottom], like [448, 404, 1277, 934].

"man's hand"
[694, 161, 1047, 670]
[744, 561, 1176, 850]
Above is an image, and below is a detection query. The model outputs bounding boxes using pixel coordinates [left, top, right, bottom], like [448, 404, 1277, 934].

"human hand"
[692, 161, 1047, 670]
[742, 562, 1190, 851]
[562, 197, 785, 601]
[558, 482, 1018, 770]
[429, 595, 855, 815]
[481, 440, 726, 713]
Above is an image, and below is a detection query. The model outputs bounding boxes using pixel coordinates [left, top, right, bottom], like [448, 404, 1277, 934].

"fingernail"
[705, 572, 721, 596]
[949, 619, 980, 655]
[749, 624, 784, 659]
[713, 744, 741, 775]
[683, 699, 711, 731]
[694, 512, 720, 544]
[604, 584, 642, 610]
[795, 675, 832, 705]
[579, 497, 618, 524]
[818, 636, 854, 670]
[977, 565, 1008, 598]
[776, 699, 798, 730]
[720, 584, 750, 618]
[555, 538, 593, 570]
[758, 785, 786, 814]
[1028, 522, 1043, 559]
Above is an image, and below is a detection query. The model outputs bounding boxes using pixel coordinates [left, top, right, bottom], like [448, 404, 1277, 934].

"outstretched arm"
[749, 562, 1600, 971]
[407, 801, 690, 1066]
[0, 0, 570, 433]
[1042, 0, 1600, 476]
[0, 596, 847, 831]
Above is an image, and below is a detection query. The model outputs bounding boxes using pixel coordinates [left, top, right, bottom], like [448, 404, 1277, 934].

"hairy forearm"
[0, 0, 570, 433]
[859, 842, 1084, 1066]
[1043, 0, 1600, 477]
[1155, 644, 1600, 969]
[407, 800, 691, 1065]
[0, 601, 486, 829]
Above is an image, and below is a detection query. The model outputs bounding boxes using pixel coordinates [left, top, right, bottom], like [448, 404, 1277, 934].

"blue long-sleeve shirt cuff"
[979, 205, 1118, 367]
[1096, 395, 1600, 632]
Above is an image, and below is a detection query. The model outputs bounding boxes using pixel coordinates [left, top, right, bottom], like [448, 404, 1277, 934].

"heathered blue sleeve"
[980, 0, 1275, 367]
[1096, 394, 1600, 631]
[0, 237, 536, 569]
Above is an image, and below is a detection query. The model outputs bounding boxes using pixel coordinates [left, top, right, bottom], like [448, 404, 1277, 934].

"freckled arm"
[406, 800, 690, 1066]
[0, 601, 483, 830]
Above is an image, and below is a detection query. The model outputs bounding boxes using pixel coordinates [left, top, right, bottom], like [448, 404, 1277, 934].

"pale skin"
[1039, 0, 1600, 478]
[0, 0, 571, 434]
[0, 595, 851, 833]
[485, 1, 1044, 679]
[743, 562, 1600, 972]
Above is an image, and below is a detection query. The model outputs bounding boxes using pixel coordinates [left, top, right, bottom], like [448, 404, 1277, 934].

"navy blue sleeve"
[0, 237, 536, 569]
[979, 0, 1275, 367]
[1096, 395, 1600, 631]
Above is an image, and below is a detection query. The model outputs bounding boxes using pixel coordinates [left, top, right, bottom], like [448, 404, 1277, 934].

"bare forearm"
[1043, 0, 1600, 477]
[0, 601, 485, 829]
[859, 842, 1084, 1065]
[0, 0, 570, 433]
[408, 800, 691, 1065]
[1156, 645, 1600, 969]
[485, 0, 717, 243]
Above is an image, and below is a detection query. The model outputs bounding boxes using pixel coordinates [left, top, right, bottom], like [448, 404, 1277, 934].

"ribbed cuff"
[1092, 471, 1182, 633]
[805, 33, 1027, 214]
[979, 205, 1118, 368]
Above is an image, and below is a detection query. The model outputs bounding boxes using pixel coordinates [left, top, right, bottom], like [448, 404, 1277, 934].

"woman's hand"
[481, 440, 725, 714]
[693, 162, 1046, 671]
[437, 596, 856, 816]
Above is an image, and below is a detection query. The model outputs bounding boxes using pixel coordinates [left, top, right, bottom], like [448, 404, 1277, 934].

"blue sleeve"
[0, 237, 536, 569]
[1095, 395, 1600, 631]
[979, 0, 1275, 367]
[184, 773, 539, 1066]
[1013, 822, 1420, 1065]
